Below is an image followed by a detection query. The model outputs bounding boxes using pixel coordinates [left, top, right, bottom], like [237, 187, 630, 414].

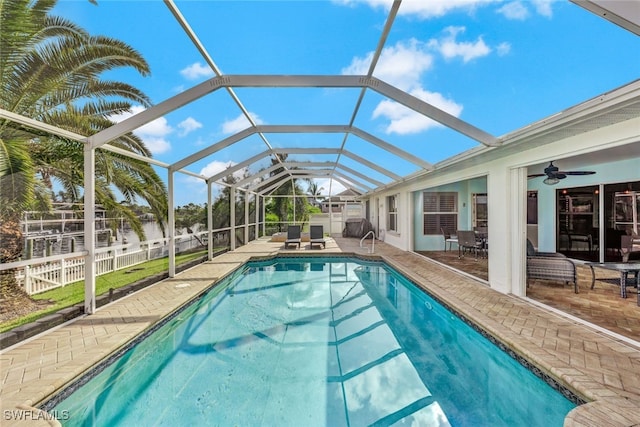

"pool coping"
[2, 238, 640, 426]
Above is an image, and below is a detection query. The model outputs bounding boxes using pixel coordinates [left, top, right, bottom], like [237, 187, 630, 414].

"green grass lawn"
[0, 250, 209, 333]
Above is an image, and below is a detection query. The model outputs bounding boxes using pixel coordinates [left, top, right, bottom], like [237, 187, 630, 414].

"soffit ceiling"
[2, 0, 639, 198]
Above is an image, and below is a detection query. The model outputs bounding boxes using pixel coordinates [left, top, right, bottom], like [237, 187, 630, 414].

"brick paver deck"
[1, 237, 639, 426]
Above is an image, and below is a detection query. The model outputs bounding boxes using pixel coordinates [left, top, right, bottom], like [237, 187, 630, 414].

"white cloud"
[532, 0, 553, 17]
[221, 112, 264, 135]
[497, 1, 529, 20]
[337, 0, 500, 18]
[337, 0, 551, 21]
[199, 160, 249, 184]
[344, 38, 467, 135]
[343, 39, 434, 91]
[193, 136, 208, 146]
[177, 117, 202, 137]
[496, 42, 511, 56]
[342, 26, 505, 136]
[139, 137, 171, 154]
[109, 105, 173, 155]
[497, 0, 553, 20]
[314, 178, 347, 195]
[180, 62, 214, 80]
[332, 0, 391, 11]
[428, 26, 491, 63]
[399, 0, 499, 18]
[373, 88, 463, 135]
[200, 160, 235, 178]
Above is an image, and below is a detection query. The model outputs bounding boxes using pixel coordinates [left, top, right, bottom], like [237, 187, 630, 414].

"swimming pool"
[44, 257, 579, 426]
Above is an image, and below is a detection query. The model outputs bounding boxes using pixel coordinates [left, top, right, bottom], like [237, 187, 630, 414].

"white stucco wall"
[366, 115, 640, 297]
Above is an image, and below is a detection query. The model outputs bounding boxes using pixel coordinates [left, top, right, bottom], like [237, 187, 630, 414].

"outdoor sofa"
[526, 239, 578, 292]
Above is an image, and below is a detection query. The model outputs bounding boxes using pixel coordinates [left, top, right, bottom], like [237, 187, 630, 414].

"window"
[387, 195, 398, 232]
[423, 192, 457, 235]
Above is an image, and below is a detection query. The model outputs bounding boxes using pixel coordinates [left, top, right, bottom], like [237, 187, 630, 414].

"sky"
[52, 0, 640, 206]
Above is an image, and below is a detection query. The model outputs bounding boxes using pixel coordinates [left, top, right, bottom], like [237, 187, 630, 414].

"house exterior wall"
[412, 177, 487, 251]
[366, 115, 640, 297]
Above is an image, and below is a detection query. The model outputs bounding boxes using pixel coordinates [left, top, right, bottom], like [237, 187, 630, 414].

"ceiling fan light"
[543, 176, 560, 185]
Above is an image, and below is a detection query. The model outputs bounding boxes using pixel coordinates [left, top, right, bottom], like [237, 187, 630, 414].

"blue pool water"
[47, 257, 578, 426]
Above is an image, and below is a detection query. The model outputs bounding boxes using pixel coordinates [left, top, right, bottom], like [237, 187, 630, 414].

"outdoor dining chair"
[457, 230, 483, 260]
[441, 228, 458, 252]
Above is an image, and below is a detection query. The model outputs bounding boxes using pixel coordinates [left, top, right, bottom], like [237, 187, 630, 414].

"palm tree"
[0, 0, 168, 264]
[306, 179, 324, 207]
[0, 0, 168, 316]
[257, 155, 311, 229]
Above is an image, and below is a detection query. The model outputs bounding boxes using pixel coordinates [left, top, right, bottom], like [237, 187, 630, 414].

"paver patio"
[1, 236, 639, 426]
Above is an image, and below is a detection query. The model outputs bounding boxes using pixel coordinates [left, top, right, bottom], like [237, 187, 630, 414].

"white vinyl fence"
[10, 231, 212, 295]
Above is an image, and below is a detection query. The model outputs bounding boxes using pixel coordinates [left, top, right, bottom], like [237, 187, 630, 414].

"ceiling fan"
[528, 161, 596, 185]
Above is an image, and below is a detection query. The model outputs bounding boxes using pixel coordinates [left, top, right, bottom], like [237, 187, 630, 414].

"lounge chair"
[309, 225, 326, 249]
[526, 239, 577, 292]
[441, 227, 458, 252]
[285, 225, 301, 249]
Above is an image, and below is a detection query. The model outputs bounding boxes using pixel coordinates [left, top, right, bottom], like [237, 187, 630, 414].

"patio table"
[586, 262, 640, 306]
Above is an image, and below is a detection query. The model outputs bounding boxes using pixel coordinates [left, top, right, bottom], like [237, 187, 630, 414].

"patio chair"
[441, 227, 458, 252]
[621, 234, 640, 262]
[309, 225, 326, 249]
[284, 225, 301, 249]
[526, 239, 577, 292]
[457, 230, 483, 260]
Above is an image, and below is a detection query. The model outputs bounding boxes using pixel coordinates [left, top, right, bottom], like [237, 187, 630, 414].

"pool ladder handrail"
[360, 230, 376, 254]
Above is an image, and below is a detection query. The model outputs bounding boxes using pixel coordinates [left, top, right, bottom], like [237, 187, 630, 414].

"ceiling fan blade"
[558, 171, 596, 176]
[527, 174, 546, 178]
[555, 173, 567, 179]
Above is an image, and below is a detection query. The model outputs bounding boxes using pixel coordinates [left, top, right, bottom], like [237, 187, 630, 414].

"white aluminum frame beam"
[171, 124, 428, 180]
[259, 172, 359, 197]
[234, 161, 337, 188]
[170, 127, 254, 172]
[270, 147, 402, 181]
[340, 150, 402, 181]
[348, 127, 433, 170]
[571, 0, 640, 36]
[331, 170, 372, 192]
[256, 124, 433, 171]
[89, 75, 497, 149]
[165, 0, 288, 175]
[256, 172, 328, 195]
[334, 164, 385, 188]
[206, 150, 273, 184]
[248, 169, 332, 192]
[369, 79, 500, 147]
